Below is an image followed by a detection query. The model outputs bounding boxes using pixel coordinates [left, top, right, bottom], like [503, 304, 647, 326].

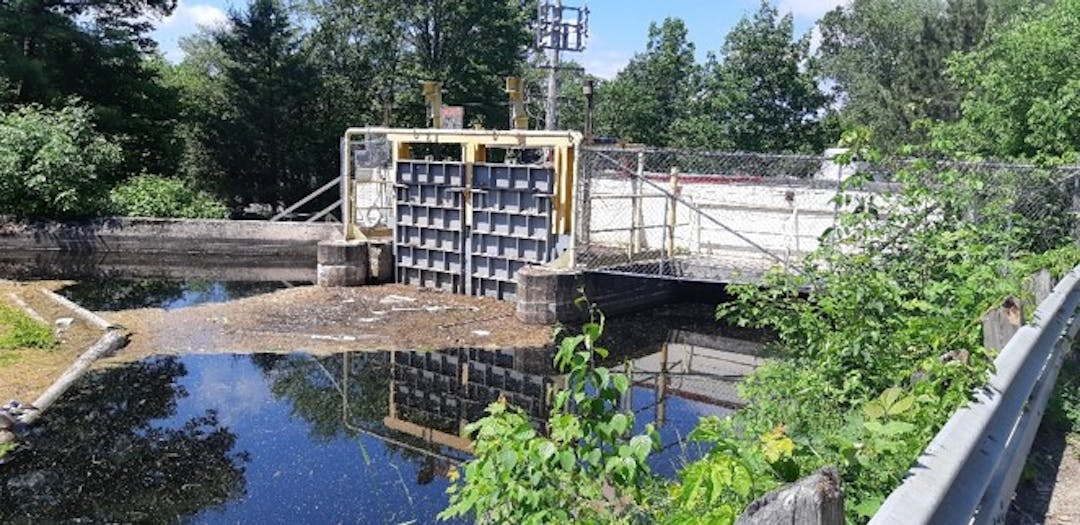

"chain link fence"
[574, 146, 1080, 282]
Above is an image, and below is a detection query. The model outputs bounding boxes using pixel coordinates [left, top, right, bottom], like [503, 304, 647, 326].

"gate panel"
[468, 164, 557, 300]
[394, 161, 466, 293]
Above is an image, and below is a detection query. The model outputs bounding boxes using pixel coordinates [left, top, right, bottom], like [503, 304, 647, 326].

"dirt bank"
[0, 280, 103, 403]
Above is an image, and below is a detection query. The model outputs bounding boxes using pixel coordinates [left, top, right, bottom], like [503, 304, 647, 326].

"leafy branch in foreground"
[440, 305, 660, 524]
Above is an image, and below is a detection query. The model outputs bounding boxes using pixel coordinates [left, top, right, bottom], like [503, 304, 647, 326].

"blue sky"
[149, 0, 846, 78]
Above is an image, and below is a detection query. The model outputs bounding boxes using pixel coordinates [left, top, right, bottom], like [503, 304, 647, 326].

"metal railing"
[871, 266, 1080, 525]
[270, 175, 343, 222]
[575, 147, 1080, 283]
[575, 147, 849, 280]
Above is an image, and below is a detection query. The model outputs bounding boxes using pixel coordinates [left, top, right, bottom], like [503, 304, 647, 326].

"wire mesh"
[574, 147, 1080, 282]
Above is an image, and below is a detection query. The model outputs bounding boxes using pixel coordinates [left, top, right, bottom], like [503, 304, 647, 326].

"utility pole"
[536, 0, 588, 131]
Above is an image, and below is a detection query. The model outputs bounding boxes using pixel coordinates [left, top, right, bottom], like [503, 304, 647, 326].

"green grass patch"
[0, 442, 13, 460]
[0, 302, 56, 352]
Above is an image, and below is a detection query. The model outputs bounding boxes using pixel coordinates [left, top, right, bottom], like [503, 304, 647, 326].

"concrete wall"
[517, 266, 730, 324]
[0, 217, 343, 257]
[583, 177, 895, 272]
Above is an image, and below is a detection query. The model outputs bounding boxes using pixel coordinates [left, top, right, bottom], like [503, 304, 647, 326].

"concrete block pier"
[317, 240, 368, 286]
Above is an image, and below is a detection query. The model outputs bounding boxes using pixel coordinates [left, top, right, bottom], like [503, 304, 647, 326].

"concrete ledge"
[516, 266, 682, 325]
[0, 217, 343, 257]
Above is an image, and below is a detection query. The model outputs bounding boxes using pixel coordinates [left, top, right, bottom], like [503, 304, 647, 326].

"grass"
[0, 302, 56, 357]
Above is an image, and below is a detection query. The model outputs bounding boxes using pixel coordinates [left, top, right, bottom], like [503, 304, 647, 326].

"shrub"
[110, 174, 228, 219]
[0, 104, 121, 218]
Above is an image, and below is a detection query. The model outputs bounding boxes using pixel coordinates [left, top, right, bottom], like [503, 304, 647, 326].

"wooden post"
[737, 467, 844, 525]
[667, 167, 679, 269]
[656, 341, 669, 428]
[982, 296, 1024, 351]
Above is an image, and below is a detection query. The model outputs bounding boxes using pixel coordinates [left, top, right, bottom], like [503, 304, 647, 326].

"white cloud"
[160, 2, 228, 29]
[580, 50, 631, 80]
[151, 1, 229, 62]
[777, 0, 848, 19]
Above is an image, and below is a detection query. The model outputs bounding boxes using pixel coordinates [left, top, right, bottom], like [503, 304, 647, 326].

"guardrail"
[871, 265, 1080, 524]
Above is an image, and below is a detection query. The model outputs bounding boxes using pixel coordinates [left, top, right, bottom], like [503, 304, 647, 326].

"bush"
[0, 104, 121, 218]
[110, 174, 228, 219]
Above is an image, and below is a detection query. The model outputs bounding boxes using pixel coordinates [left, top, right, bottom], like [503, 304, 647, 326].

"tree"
[522, 59, 594, 132]
[299, 0, 408, 128]
[594, 18, 697, 146]
[815, 0, 1038, 150]
[0, 0, 182, 179]
[209, 0, 330, 207]
[300, 0, 533, 130]
[670, 2, 829, 153]
[933, 0, 1080, 160]
[399, 0, 533, 128]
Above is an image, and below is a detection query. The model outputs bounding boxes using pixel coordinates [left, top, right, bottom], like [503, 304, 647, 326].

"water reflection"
[0, 306, 763, 523]
[60, 279, 297, 311]
[0, 357, 248, 523]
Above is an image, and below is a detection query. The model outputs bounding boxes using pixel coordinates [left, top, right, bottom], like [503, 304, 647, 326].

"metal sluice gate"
[341, 128, 581, 301]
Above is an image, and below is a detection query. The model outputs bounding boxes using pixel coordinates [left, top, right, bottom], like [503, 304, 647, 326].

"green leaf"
[613, 374, 630, 394]
[610, 413, 629, 435]
[853, 495, 884, 518]
[630, 435, 653, 462]
[538, 441, 557, 462]
[731, 463, 752, 498]
[498, 449, 518, 470]
[559, 450, 575, 471]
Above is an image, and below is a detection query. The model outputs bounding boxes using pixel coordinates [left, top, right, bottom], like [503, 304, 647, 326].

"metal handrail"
[270, 175, 343, 222]
[871, 265, 1080, 524]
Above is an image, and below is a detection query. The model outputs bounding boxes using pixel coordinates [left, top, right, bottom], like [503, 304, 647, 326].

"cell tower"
[536, 0, 589, 130]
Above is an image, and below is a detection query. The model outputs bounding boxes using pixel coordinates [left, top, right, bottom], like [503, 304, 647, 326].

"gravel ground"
[1008, 415, 1080, 524]
[103, 283, 554, 360]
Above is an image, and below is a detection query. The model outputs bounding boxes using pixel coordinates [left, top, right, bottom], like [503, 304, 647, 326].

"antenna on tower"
[536, 1, 589, 130]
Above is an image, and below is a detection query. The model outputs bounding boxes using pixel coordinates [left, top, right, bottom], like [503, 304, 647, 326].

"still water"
[0, 263, 763, 523]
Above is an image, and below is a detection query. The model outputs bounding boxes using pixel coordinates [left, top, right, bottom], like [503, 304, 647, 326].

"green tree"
[933, 0, 1080, 160]
[595, 18, 698, 146]
[209, 0, 330, 207]
[670, 2, 829, 153]
[816, 0, 1038, 150]
[0, 0, 182, 179]
[158, 35, 229, 185]
[522, 59, 594, 132]
[0, 104, 121, 218]
[299, 0, 407, 128]
[300, 0, 532, 130]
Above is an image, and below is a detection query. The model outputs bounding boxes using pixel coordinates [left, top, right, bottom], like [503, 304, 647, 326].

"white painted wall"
[582, 174, 872, 272]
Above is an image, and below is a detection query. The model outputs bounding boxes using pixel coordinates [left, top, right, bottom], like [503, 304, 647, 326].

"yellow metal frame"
[343, 128, 581, 241]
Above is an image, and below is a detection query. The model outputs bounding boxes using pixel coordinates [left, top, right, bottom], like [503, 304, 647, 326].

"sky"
[149, 0, 847, 78]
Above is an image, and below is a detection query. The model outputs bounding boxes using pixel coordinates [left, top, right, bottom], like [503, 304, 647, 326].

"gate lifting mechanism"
[340, 127, 582, 301]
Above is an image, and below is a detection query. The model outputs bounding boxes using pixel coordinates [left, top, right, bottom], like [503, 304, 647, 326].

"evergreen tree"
[209, 0, 329, 207]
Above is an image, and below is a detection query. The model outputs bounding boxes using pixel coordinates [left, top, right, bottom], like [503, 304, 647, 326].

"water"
[0, 255, 764, 523]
